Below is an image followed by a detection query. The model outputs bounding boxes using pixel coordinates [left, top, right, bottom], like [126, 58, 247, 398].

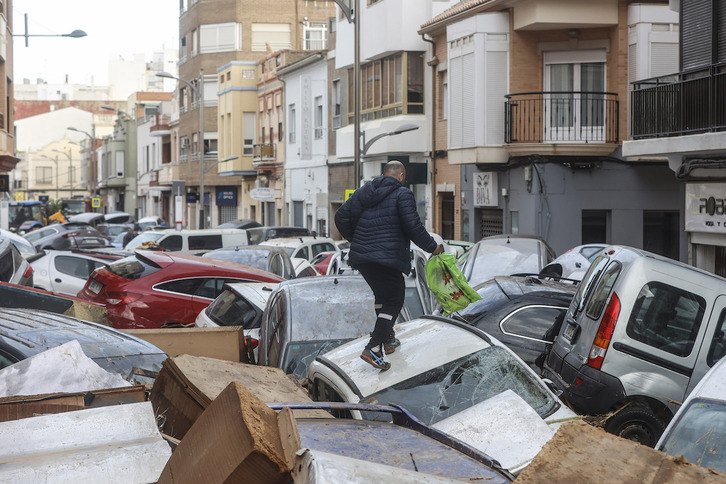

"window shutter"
[462, 53, 476, 146]
[650, 43, 679, 77]
[681, 0, 713, 71]
[449, 56, 463, 148]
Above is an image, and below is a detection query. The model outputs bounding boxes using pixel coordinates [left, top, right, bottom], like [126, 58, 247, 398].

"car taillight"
[22, 265, 33, 279]
[63, 232, 81, 238]
[587, 292, 620, 370]
[104, 292, 142, 305]
[246, 337, 259, 350]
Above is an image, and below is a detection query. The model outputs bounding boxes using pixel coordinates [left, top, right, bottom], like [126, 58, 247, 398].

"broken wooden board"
[515, 420, 726, 483]
[124, 326, 251, 363]
[0, 385, 147, 423]
[151, 354, 330, 440]
[157, 381, 297, 484]
[0, 401, 171, 484]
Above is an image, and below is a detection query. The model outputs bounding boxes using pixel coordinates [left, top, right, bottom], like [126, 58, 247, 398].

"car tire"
[604, 404, 665, 447]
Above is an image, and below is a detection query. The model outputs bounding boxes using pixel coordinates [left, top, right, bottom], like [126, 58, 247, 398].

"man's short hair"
[383, 160, 405, 178]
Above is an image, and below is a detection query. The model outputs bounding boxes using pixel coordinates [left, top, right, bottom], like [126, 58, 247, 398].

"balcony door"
[544, 50, 606, 142]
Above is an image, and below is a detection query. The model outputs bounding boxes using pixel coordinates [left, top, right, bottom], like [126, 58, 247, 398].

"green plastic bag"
[425, 253, 482, 315]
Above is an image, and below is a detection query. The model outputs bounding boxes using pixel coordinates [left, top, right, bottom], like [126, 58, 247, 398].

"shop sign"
[685, 183, 726, 233]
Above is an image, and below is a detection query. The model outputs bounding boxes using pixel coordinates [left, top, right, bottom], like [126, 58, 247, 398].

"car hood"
[433, 389, 568, 475]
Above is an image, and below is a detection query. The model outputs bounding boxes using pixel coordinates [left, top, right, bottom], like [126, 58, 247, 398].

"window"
[502, 306, 568, 342]
[350, 52, 424, 122]
[36, 166, 52, 185]
[585, 261, 621, 319]
[277, 106, 283, 142]
[304, 21, 328, 50]
[180, 36, 187, 63]
[266, 294, 287, 367]
[191, 28, 198, 56]
[156, 278, 204, 296]
[159, 235, 183, 251]
[241, 69, 255, 79]
[180, 136, 190, 161]
[188, 234, 223, 250]
[442, 71, 448, 120]
[55, 255, 94, 279]
[314, 96, 323, 138]
[200, 23, 241, 53]
[312, 243, 336, 257]
[582, 210, 610, 244]
[243, 112, 255, 155]
[288, 104, 296, 143]
[268, 109, 274, 144]
[708, 309, 726, 366]
[251, 23, 291, 51]
[332, 80, 341, 128]
[293, 246, 310, 261]
[626, 282, 706, 357]
[206, 289, 260, 329]
[192, 132, 199, 155]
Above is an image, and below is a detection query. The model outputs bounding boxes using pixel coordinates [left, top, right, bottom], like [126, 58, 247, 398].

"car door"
[497, 304, 568, 371]
[52, 254, 106, 296]
[411, 248, 435, 315]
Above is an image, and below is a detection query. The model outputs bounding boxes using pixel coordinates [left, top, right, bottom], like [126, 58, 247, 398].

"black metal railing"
[504, 91, 619, 144]
[631, 63, 726, 139]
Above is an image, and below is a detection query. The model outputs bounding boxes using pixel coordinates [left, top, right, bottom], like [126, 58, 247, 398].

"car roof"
[274, 275, 376, 341]
[315, 317, 492, 397]
[224, 281, 279, 309]
[131, 250, 286, 281]
[0, 308, 166, 360]
[261, 236, 335, 247]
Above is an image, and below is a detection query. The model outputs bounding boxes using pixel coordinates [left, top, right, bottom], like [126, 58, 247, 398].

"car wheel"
[604, 404, 665, 447]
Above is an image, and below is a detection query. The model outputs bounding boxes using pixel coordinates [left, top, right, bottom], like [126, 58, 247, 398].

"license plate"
[563, 322, 577, 341]
[89, 279, 103, 295]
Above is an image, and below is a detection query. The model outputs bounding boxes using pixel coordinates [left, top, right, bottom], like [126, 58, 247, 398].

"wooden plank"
[516, 420, 726, 483]
[124, 326, 249, 363]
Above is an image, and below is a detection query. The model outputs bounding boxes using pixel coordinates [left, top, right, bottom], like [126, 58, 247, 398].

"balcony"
[504, 91, 619, 158]
[253, 143, 276, 162]
[631, 64, 726, 140]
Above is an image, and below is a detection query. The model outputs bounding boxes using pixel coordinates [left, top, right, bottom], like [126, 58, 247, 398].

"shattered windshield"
[282, 339, 351, 381]
[360, 346, 557, 425]
[660, 398, 726, 473]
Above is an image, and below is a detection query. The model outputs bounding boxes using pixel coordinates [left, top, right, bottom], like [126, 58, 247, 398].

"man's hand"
[432, 244, 444, 256]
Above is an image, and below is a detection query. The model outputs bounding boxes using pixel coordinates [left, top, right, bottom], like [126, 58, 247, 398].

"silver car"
[0, 237, 33, 286]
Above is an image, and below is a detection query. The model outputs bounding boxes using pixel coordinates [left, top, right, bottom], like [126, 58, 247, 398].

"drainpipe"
[421, 33, 438, 233]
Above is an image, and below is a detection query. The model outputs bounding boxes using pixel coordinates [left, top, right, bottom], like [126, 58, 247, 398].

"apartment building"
[420, 0, 685, 259]
[0, 1, 18, 177]
[624, 0, 726, 274]
[177, 0, 335, 228]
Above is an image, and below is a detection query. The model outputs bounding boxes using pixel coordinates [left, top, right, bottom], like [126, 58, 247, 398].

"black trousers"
[356, 262, 405, 350]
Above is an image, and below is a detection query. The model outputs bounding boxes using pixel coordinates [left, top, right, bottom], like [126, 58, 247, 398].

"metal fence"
[505, 91, 619, 144]
[631, 64, 726, 139]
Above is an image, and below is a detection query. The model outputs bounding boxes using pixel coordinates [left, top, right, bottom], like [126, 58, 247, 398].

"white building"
[278, 53, 330, 234]
[335, 0, 459, 229]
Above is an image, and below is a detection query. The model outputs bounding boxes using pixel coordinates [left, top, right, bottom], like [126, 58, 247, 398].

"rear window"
[207, 289, 260, 329]
[106, 255, 162, 280]
[0, 251, 14, 282]
[626, 282, 706, 357]
[585, 261, 622, 319]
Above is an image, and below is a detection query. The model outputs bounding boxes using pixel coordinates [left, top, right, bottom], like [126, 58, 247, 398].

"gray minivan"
[544, 245, 726, 446]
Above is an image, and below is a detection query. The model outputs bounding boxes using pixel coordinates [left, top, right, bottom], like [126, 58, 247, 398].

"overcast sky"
[13, 0, 179, 86]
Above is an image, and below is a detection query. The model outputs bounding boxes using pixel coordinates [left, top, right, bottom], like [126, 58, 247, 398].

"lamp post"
[361, 124, 420, 156]
[52, 148, 74, 198]
[333, 0, 361, 186]
[14, 13, 86, 47]
[41, 154, 60, 200]
[67, 126, 97, 199]
[156, 70, 206, 229]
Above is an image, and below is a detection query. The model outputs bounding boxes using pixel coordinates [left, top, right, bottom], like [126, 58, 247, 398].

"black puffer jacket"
[335, 175, 438, 274]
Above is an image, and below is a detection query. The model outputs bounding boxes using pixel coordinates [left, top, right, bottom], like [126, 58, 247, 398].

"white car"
[540, 243, 608, 281]
[30, 250, 118, 296]
[308, 316, 577, 474]
[260, 236, 339, 263]
[655, 354, 726, 473]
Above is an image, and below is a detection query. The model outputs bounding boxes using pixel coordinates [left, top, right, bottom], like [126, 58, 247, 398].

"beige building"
[0, 1, 18, 176]
[176, 0, 336, 228]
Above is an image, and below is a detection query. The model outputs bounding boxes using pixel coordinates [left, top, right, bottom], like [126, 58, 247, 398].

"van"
[125, 228, 248, 252]
[543, 245, 726, 446]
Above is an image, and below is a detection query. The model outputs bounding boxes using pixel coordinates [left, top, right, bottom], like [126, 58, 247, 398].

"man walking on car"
[335, 160, 443, 371]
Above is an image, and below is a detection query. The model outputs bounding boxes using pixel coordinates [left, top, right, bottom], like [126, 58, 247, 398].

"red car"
[77, 250, 285, 329]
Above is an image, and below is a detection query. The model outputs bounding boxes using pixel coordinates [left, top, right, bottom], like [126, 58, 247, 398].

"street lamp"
[67, 126, 97, 198]
[52, 148, 74, 198]
[14, 13, 87, 47]
[40, 154, 59, 200]
[156, 70, 206, 228]
[333, 0, 361, 186]
[361, 124, 420, 156]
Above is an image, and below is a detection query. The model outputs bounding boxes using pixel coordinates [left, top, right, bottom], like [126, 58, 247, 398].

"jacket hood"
[357, 176, 402, 209]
